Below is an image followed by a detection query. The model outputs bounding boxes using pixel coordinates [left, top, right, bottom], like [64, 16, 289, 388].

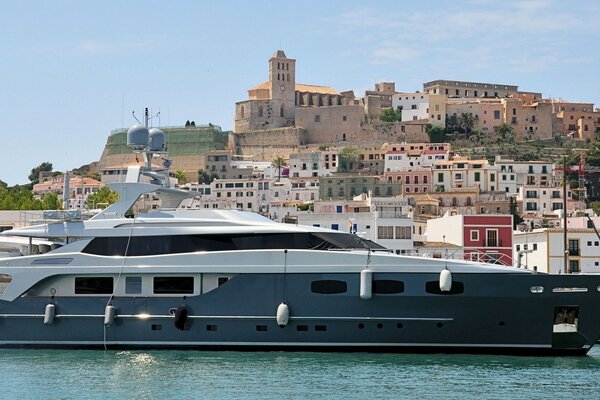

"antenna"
[132, 110, 142, 125]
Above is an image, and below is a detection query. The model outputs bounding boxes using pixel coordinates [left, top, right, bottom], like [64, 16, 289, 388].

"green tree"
[446, 114, 459, 132]
[458, 113, 475, 136]
[198, 169, 219, 184]
[41, 193, 61, 210]
[380, 108, 402, 123]
[85, 187, 119, 209]
[0, 179, 6, 188]
[28, 162, 53, 185]
[175, 169, 187, 185]
[494, 123, 515, 144]
[509, 196, 523, 229]
[591, 201, 600, 216]
[426, 124, 447, 143]
[339, 146, 361, 172]
[272, 156, 286, 181]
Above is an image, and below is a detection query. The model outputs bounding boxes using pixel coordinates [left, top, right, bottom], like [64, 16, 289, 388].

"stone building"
[423, 79, 541, 100]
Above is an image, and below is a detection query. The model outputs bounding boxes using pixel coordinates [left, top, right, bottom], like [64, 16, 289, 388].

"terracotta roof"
[249, 81, 339, 95]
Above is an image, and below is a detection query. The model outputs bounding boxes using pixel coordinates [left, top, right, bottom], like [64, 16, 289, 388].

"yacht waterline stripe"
[0, 314, 453, 321]
[0, 340, 552, 348]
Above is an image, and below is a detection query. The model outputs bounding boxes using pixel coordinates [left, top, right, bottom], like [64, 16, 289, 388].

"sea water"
[1, 347, 599, 399]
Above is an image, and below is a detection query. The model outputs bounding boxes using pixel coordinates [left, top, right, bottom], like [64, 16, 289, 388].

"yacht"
[1, 125, 600, 354]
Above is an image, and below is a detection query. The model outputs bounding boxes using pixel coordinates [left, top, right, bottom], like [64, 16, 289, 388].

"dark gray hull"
[1, 272, 599, 355]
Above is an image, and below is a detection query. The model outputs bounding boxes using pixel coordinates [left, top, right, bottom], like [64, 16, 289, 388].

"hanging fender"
[174, 304, 188, 330]
[360, 269, 372, 300]
[276, 302, 290, 327]
[439, 268, 452, 292]
[104, 305, 117, 326]
[44, 303, 55, 325]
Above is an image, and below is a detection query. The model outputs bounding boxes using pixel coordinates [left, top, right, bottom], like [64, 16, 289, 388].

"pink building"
[426, 213, 514, 265]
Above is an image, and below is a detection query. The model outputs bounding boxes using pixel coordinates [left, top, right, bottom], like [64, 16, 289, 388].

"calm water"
[1, 347, 600, 399]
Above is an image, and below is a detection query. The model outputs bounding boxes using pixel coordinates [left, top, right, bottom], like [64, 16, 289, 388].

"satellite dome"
[127, 124, 149, 151]
[148, 128, 166, 152]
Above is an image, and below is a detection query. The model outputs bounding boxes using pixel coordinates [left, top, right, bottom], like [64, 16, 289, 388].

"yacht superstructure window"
[153, 277, 194, 294]
[82, 232, 385, 256]
[74, 277, 113, 294]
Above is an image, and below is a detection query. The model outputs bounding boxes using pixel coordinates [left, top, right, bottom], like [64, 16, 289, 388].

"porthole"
[425, 281, 464, 295]
[358, 323, 365, 329]
[206, 324, 218, 331]
[311, 280, 347, 294]
[377, 323, 383, 329]
[372, 280, 404, 294]
[436, 322, 444, 328]
[499, 321, 506, 326]
[315, 325, 327, 331]
[396, 322, 403, 329]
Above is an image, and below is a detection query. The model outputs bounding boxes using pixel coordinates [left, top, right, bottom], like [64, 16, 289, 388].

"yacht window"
[82, 232, 386, 256]
[425, 281, 464, 295]
[372, 280, 404, 294]
[153, 277, 194, 294]
[125, 276, 142, 294]
[75, 277, 113, 295]
[218, 277, 229, 286]
[311, 280, 347, 294]
[0, 274, 12, 295]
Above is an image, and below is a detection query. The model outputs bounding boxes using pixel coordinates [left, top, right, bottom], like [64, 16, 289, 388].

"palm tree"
[272, 156, 286, 181]
[494, 123, 515, 144]
[459, 113, 475, 136]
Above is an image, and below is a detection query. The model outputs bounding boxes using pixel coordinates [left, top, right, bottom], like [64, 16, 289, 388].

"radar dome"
[127, 124, 149, 151]
[148, 128, 166, 152]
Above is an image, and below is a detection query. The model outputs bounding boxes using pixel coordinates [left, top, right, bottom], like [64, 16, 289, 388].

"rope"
[103, 213, 137, 351]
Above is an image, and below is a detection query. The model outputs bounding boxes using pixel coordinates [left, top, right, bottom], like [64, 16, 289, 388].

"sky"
[1, 0, 599, 186]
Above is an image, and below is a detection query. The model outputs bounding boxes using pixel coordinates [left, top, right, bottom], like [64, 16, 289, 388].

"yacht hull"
[0, 272, 599, 355]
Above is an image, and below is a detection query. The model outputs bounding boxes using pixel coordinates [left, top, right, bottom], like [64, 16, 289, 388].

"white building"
[513, 228, 600, 273]
[517, 184, 575, 214]
[494, 156, 554, 195]
[288, 152, 336, 178]
[392, 92, 430, 121]
[293, 195, 414, 253]
[432, 156, 498, 192]
[384, 148, 448, 172]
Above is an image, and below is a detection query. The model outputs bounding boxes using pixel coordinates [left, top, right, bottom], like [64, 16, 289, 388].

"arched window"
[287, 73, 290, 81]
[240, 105, 245, 118]
[280, 104, 284, 117]
[405, 176, 410, 184]
[452, 197, 458, 207]
[342, 133, 347, 141]
[466, 197, 472, 206]
[277, 73, 280, 81]
[277, 62, 280, 69]
[258, 106, 264, 117]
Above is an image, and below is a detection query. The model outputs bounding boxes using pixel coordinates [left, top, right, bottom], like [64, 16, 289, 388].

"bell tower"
[269, 50, 296, 126]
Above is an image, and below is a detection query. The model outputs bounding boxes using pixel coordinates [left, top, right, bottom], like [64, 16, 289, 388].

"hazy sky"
[1, 0, 599, 185]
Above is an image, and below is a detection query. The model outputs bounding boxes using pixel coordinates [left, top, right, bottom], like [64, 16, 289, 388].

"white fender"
[360, 269, 372, 300]
[104, 305, 117, 326]
[276, 303, 290, 327]
[43, 304, 55, 325]
[439, 268, 452, 292]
